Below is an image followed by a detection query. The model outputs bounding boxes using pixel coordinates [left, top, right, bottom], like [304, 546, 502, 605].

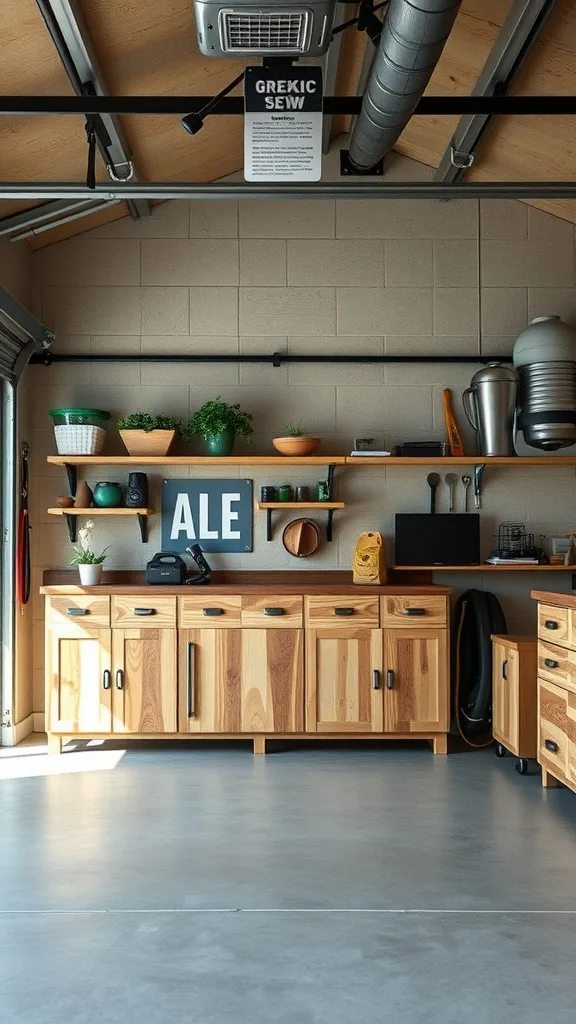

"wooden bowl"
[282, 518, 321, 557]
[272, 436, 321, 457]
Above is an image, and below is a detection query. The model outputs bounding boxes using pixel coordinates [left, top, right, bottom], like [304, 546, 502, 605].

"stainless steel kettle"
[462, 363, 518, 457]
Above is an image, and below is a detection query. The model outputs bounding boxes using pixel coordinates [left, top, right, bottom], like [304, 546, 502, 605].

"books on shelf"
[350, 450, 391, 457]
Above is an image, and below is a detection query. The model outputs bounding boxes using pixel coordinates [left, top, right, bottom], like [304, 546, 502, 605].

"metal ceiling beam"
[0, 199, 106, 238]
[8, 200, 122, 242]
[322, 9, 348, 154]
[435, 0, 559, 182]
[2, 181, 576, 200]
[34, 0, 150, 220]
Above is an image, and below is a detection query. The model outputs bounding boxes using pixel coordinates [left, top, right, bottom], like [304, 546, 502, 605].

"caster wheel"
[495, 744, 507, 758]
[516, 759, 529, 776]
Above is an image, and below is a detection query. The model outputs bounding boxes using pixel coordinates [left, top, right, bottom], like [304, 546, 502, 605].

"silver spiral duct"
[348, 0, 463, 171]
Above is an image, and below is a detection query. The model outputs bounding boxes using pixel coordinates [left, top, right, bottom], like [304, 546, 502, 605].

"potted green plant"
[184, 398, 253, 456]
[273, 422, 321, 457]
[117, 413, 181, 457]
[70, 520, 109, 586]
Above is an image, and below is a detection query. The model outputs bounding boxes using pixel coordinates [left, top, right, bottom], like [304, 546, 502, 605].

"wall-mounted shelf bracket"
[64, 463, 77, 497]
[137, 514, 148, 543]
[259, 501, 345, 542]
[64, 513, 77, 543]
[473, 463, 486, 509]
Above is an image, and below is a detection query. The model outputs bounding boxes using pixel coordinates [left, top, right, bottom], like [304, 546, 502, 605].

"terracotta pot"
[272, 436, 321, 457]
[119, 429, 176, 457]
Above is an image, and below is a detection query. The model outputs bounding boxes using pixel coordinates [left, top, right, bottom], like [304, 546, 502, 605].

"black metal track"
[31, 352, 509, 366]
[2, 95, 576, 116]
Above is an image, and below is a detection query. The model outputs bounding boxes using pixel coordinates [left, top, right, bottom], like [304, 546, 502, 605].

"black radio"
[145, 552, 187, 585]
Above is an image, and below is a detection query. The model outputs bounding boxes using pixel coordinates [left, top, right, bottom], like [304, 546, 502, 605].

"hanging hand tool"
[473, 464, 484, 510]
[442, 388, 465, 457]
[445, 473, 458, 512]
[16, 441, 31, 606]
[462, 474, 472, 512]
[426, 472, 440, 514]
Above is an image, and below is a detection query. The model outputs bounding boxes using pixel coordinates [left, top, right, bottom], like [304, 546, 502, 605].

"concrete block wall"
[26, 186, 576, 715]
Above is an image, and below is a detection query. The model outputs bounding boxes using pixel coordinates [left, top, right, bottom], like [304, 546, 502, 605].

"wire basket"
[53, 424, 107, 455]
[493, 521, 544, 560]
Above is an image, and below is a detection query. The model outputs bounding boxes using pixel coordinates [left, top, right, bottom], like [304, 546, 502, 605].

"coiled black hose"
[454, 589, 507, 747]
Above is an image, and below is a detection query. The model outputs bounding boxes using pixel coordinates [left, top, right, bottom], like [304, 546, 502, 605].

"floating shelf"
[346, 456, 576, 466]
[47, 455, 347, 466]
[256, 502, 345, 542]
[47, 507, 153, 544]
[393, 564, 575, 572]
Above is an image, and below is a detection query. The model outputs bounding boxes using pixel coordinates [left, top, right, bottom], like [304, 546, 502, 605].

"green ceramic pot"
[202, 430, 236, 457]
[93, 481, 124, 508]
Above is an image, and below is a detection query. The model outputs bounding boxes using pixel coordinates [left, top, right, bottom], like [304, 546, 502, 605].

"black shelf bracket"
[137, 514, 148, 543]
[64, 513, 77, 543]
[64, 463, 77, 497]
[326, 508, 336, 543]
[263, 505, 339, 543]
[266, 508, 273, 543]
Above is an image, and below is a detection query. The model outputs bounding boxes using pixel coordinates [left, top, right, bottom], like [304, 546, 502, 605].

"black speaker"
[126, 472, 149, 509]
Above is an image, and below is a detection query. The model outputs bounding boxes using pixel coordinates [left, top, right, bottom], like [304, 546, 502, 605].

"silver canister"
[462, 363, 518, 457]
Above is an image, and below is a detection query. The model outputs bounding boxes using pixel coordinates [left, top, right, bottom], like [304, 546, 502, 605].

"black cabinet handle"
[387, 670, 394, 690]
[187, 642, 195, 718]
[264, 607, 285, 616]
[334, 607, 354, 616]
[544, 620, 559, 630]
[544, 738, 558, 753]
[404, 607, 426, 616]
[373, 669, 381, 691]
[544, 658, 559, 669]
[134, 608, 156, 616]
[502, 659, 508, 681]
[115, 669, 124, 691]
[102, 669, 111, 691]
[203, 607, 223, 616]
[67, 607, 88, 616]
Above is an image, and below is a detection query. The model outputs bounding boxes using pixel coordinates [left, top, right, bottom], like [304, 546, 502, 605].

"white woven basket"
[53, 424, 107, 455]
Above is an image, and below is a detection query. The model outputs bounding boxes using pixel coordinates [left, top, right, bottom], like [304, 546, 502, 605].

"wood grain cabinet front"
[178, 628, 304, 734]
[112, 629, 177, 733]
[47, 627, 112, 734]
[305, 628, 383, 733]
[383, 629, 449, 733]
[492, 637, 537, 760]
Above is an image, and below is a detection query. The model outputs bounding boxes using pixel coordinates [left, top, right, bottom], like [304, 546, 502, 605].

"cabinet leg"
[430, 734, 448, 755]
[541, 766, 561, 789]
[253, 736, 266, 756]
[47, 734, 62, 755]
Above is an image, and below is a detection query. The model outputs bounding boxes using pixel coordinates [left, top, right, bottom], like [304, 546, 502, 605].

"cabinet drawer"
[538, 678, 571, 779]
[538, 604, 571, 648]
[305, 596, 379, 629]
[179, 595, 242, 628]
[241, 595, 303, 628]
[538, 640, 570, 688]
[47, 595, 110, 629]
[381, 595, 447, 628]
[112, 595, 176, 628]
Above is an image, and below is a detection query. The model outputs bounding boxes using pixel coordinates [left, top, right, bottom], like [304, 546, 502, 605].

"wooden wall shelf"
[47, 455, 347, 466]
[393, 564, 575, 572]
[47, 507, 153, 543]
[256, 502, 345, 542]
[346, 456, 576, 466]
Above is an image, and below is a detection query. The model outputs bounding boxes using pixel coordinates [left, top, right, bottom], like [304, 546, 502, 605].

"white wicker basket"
[53, 424, 107, 456]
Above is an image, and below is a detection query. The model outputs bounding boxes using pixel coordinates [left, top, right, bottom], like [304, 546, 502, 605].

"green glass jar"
[278, 484, 293, 502]
[93, 481, 124, 508]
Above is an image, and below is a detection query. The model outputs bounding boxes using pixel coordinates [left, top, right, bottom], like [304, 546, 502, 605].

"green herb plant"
[184, 398, 253, 440]
[69, 521, 109, 565]
[283, 421, 307, 437]
[117, 413, 181, 433]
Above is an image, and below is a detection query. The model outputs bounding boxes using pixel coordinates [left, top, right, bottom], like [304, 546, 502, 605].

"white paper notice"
[244, 66, 323, 182]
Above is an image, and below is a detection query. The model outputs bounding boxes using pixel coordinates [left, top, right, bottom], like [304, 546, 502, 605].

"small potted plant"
[70, 520, 108, 586]
[117, 413, 181, 457]
[273, 422, 321, 457]
[184, 398, 253, 456]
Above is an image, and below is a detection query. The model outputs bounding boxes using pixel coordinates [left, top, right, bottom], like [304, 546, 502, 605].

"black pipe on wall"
[31, 352, 510, 366]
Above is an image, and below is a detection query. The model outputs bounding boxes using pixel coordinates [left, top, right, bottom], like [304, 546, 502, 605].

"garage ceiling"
[1, 0, 575, 247]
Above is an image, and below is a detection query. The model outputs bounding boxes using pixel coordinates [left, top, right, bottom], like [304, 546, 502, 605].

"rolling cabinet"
[491, 635, 537, 775]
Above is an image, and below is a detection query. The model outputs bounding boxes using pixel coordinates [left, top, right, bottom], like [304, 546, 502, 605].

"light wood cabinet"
[383, 628, 448, 733]
[47, 627, 112, 734]
[306, 629, 383, 733]
[112, 628, 177, 733]
[179, 628, 303, 733]
[491, 635, 537, 769]
[532, 592, 576, 793]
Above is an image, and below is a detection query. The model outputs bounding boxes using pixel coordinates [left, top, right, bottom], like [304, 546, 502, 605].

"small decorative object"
[486, 521, 545, 564]
[260, 485, 277, 502]
[567, 534, 576, 566]
[117, 413, 180, 457]
[278, 483, 293, 502]
[49, 408, 110, 455]
[75, 480, 94, 509]
[184, 398, 253, 456]
[126, 472, 149, 509]
[273, 422, 321, 457]
[317, 478, 330, 501]
[353, 532, 387, 585]
[57, 496, 74, 508]
[282, 518, 321, 557]
[93, 481, 124, 508]
[70, 520, 108, 586]
[295, 485, 309, 502]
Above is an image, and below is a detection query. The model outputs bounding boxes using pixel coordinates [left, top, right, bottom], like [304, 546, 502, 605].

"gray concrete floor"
[2, 741, 576, 1022]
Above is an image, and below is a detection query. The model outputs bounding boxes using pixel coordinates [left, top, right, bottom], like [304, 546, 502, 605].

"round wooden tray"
[282, 518, 321, 557]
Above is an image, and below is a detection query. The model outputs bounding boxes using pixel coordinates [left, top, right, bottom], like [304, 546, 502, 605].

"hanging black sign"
[244, 65, 323, 182]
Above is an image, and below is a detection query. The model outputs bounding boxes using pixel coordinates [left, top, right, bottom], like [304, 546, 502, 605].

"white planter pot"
[78, 563, 103, 586]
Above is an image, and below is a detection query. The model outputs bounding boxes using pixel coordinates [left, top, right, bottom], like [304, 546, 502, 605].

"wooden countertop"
[41, 569, 451, 596]
[531, 590, 576, 609]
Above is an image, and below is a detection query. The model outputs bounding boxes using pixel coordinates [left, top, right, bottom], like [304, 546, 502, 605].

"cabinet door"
[179, 629, 304, 733]
[306, 629, 383, 733]
[112, 629, 177, 733]
[492, 642, 519, 753]
[384, 629, 448, 733]
[47, 628, 112, 734]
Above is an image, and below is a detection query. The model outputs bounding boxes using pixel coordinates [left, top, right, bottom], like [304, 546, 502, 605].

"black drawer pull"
[264, 607, 285, 616]
[134, 608, 156, 616]
[102, 670, 111, 691]
[67, 607, 88, 616]
[373, 669, 381, 691]
[545, 739, 558, 753]
[203, 608, 223, 616]
[334, 607, 354, 616]
[544, 620, 559, 630]
[502, 659, 508, 681]
[544, 658, 559, 669]
[404, 607, 426, 616]
[187, 642, 195, 718]
[115, 669, 124, 691]
[387, 670, 394, 690]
